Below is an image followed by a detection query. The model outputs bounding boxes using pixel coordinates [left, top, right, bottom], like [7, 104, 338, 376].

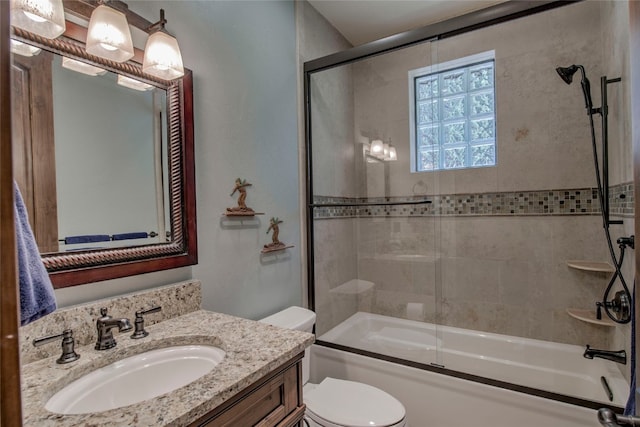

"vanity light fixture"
[86, 4, 134, 63]
[10, 39, 41, 57]
[389, 145, 398, 161]
[10, 0, 66, 39]
[117, 74, 154, 91]
[370, 139, 384, 157]
[61, 57, 107, 76]
[143, 9, 184, 80]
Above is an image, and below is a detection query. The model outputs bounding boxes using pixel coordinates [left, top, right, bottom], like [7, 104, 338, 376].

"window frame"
[409, 50, 496, 173]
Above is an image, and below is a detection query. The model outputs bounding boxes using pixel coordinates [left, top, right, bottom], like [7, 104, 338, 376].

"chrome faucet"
[95, 308, 133, 350]
[583, 345, 627, 365]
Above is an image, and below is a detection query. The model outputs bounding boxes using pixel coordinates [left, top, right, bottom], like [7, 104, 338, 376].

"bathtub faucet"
[583, 345, 626, 365]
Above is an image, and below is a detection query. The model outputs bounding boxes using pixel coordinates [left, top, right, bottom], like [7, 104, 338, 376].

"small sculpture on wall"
[262, 217, 293, 253]
[226, 178, 257, 216]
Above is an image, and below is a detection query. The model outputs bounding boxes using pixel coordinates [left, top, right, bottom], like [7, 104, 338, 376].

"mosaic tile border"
[313, 182, 634, 219]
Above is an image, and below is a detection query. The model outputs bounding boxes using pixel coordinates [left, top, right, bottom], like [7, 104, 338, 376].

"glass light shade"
[143, 31, 184, 80]
[383, 143, 390, 160]
[10, 0, 65, 39]
[370, 139, 384, 156]
[389, 146, 397, 161]
[86, 5, 134, 63]
[61, 57, 107, 76]
[117, 75, 154, 91]
[10, 39, 41, 57]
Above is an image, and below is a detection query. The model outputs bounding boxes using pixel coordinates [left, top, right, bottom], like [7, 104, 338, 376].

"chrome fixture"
[95, 307, 132, 350]
[583, 345, 626, 365]
[131, 305, 162, 339]
[33, 329, 80, 364]
[598, 408, 640, 426]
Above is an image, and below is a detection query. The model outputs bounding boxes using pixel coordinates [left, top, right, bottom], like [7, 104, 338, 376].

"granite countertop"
[22, 310, 315, 426]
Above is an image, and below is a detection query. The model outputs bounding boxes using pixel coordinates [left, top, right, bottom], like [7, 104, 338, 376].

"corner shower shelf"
[566, 308, 616, 327]
[566, 260, 615, 273]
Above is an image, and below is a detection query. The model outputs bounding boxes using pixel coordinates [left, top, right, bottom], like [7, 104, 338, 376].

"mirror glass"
[52, 55, 169, 252]
[10, 21, 196, 287]
[12, 49, 170, 253]
[51, 54, 170, 253]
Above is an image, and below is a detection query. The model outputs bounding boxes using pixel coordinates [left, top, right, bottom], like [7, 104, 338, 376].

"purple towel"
[14, 182, 56, 325]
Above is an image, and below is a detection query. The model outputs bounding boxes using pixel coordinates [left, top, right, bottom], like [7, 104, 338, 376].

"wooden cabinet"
[190, 353, 306, 427]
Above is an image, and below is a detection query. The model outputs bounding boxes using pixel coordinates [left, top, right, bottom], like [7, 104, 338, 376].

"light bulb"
[61, 57, 107, 76]
[143, 30, 184, 80]
[10, 0, 66, 39]
[370, 139, 384, 156]
[117, 75, 154, 91]
[10, 39, 41, 56]
[86, 5, 134, 63]
[389, 146, 397, 161]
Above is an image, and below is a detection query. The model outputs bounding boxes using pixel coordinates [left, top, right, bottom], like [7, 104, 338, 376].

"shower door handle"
[598, 408, 640, 426]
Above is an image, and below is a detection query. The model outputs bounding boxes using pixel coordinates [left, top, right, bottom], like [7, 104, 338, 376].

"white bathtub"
[317, 312, 628, 409]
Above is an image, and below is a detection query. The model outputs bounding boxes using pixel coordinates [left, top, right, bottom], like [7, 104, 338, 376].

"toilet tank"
[260, 306, 315, 384]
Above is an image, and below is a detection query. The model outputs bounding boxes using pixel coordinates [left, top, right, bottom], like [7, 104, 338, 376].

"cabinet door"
[193, 354, 305, 427]
[11, 51, 58, 253]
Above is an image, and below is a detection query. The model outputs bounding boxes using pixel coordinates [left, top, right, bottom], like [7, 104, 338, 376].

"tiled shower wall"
[310, 1, 634, 353]
[314, 193, 633, 348]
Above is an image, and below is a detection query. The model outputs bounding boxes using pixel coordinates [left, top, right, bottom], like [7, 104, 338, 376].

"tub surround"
[20, 280, 315, 426]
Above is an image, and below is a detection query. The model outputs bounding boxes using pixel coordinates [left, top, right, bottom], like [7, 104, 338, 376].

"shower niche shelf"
[566, 260, 614, 273]
[566, 308, 616, 327]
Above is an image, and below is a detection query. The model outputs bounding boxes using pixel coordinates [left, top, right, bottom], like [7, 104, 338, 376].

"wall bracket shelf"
[261, 245, 294, 254]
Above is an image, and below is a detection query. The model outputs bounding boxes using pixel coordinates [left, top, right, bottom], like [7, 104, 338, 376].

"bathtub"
[314, 312, 627, 425]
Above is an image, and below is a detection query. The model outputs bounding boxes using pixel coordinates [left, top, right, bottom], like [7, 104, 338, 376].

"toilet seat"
[304, 378, 406, 427]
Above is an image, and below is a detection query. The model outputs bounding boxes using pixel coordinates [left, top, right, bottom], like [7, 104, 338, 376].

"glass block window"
[409, 51, 496, 172]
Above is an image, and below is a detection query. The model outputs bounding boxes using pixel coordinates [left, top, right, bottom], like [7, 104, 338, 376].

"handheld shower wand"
[556, 63, 631, 324]
[556, 64, 593, 111]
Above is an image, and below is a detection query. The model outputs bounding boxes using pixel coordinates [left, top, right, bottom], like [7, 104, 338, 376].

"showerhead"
[556, 64, 593, 111]
[556, 65, 579, 84]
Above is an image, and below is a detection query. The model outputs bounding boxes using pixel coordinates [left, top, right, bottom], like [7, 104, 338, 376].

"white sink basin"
[46, 345, 225, 414]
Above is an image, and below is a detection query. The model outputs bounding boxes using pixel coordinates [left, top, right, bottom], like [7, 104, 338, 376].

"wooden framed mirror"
[10, 2, 197, 288]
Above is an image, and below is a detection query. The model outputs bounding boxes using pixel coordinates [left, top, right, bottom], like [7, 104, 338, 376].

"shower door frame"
[302, 0, 620, 412]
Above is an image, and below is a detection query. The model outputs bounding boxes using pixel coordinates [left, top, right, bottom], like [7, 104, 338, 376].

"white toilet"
[260, 306, 407, 427]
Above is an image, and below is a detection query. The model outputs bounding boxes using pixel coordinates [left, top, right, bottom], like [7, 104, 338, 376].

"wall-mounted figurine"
[226, 178, 259, 216]
[262, 217, 293, 253]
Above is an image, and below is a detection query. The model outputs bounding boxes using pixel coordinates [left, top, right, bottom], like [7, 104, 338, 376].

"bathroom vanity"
[19, 282, 314, 427]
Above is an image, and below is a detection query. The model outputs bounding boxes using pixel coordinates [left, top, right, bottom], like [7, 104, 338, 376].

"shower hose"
[586, 109, 633, 324]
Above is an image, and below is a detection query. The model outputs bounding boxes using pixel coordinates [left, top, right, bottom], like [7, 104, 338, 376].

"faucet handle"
[131, 306, 162, 339]
[98, 307, 111, 320]
[33, 329, 80, 364]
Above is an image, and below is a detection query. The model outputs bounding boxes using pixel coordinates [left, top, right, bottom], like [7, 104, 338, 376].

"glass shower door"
[308, 39, 443, 369]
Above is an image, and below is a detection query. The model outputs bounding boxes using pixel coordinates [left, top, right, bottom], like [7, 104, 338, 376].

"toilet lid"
[305, 378, 406, 427]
